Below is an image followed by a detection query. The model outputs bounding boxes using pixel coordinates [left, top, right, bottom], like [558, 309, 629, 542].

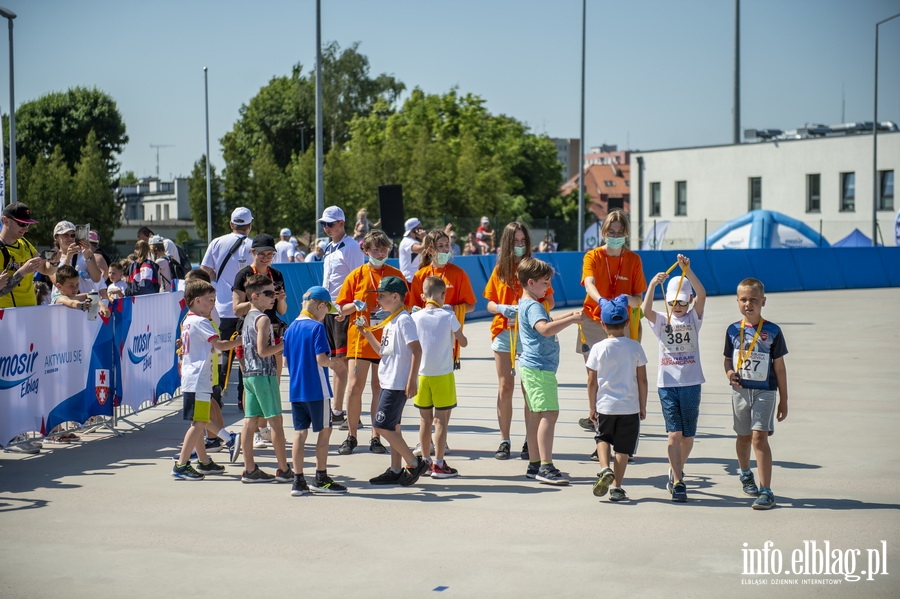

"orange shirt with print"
[337, 263, 412, 360]
[581, 247, 647, 322]
[484, 267, 554, 340]
[410, 263, 476, 309]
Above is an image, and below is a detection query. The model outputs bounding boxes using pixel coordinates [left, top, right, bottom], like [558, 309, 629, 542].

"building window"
[879, 170, 894, 211]
[806, 174, 820, 213]
[650, 182, 661, 216]
[748, 177, 762, 211]
[164, 204, 170, 220]
[604, 180, 615, 186]
[840, 172, 855, 212]
[156, 204, 162, 220]
[675, 181, 687, 216]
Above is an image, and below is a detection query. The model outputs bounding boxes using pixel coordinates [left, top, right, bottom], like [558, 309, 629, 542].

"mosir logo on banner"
[128, 325, 153, 371]
[741, 540, 889, 585]
[95, 369, 111, 405]
[0, 343, 40, 397]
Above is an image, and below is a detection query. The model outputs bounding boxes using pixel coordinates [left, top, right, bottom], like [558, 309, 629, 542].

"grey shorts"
[731, 388, 776, 436]
[577, 316, 605, 354]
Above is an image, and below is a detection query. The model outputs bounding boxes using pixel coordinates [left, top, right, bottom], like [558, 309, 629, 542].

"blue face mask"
[513, 246, 527, 258]
[368, 256, 386, 268]
[605, 236, 626, 250]
[435, 252, 452, 266]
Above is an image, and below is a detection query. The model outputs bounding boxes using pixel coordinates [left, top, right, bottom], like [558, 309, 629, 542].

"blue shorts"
[658, 385, 701, 437]
[373, 389, 407, 431]
[291, 399, 330, 433]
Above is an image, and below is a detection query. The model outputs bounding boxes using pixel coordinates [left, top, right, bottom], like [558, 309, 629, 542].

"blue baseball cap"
[302, 286, 337, 313]
[600, 294, 630, 325]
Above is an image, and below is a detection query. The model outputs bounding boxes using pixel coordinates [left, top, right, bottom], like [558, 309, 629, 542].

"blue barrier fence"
[272, 248, 900, 322]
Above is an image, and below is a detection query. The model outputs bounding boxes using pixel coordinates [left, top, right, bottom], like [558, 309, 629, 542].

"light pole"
[873, 12, 900, 247]
[0, 6, 16, 206]
[204, 66, 212, 245]
[578, 0, 586, 251]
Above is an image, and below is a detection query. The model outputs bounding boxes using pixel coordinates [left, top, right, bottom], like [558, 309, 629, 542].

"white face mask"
[513, 246, 527, 258]
[368, 256, 386, 268]
[435, 251, 452, 266]
[605, 236, 626, 250]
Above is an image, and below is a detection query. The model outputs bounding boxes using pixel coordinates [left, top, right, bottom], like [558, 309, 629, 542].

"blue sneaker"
[172, 462, 204, 480]
[229, 432, 241, 464]
[739, 471, 759, 496]
[671, 480, 688, 503]
[172, 449, 198, 462]
[752, 490, 776, 510]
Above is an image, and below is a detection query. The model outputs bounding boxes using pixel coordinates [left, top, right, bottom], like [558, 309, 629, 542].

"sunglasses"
[667, 300, 689, 307]
[321, 221, 338, 228]
[260, 290, 276, 298]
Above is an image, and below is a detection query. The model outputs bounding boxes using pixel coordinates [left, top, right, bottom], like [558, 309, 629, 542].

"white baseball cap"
[280, 228, 292, 237]
[666, 277, 694, 303]
[319, 206, 345, 223]
[231, 207, 253, 225]
[317, 240, 329, 250]
[405, 217, 422, 233]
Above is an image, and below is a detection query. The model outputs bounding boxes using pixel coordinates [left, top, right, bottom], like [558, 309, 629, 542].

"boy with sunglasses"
[642, 254, 706, 503]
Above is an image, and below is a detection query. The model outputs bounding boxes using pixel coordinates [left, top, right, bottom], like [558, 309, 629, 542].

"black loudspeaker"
[378, 185, 405, 239]
[608, 197, 625, 212]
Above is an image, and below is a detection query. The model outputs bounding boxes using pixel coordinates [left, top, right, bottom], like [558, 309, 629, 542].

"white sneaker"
[412, 443, 424, 457]
[260, 427, 273, 443]
[253, 432, 268, 449]
[444, 443, 451, 456]
[3, 435, 40, 454]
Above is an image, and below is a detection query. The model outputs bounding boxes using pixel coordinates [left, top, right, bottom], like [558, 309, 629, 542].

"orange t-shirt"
[483, 267, 554, 340]
[581, 247, 647, 322]
[410, 263, 477, 309]
[337, 263, 412, 359]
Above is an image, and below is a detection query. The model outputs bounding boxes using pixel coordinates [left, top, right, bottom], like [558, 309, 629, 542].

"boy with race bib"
[723, 278, 789, 510]
[642, 254, 706, 503]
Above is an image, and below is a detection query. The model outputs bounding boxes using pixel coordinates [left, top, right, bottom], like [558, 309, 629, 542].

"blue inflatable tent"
[699, 210, 830, 249]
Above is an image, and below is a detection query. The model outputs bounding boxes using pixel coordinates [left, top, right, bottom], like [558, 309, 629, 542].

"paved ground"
[1, 288, 898, 598]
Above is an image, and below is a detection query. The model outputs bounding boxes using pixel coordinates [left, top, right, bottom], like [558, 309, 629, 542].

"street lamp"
[0, 6, 16, 206]
[873, 12, 900, 247]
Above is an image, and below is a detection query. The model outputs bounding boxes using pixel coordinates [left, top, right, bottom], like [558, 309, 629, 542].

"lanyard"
[300, 310, 316, 319]
[365, 307, 405, 331]
[663, 260, 688, 331]
[425, 300, 443, 309]
[738, 319, 765, 369]
[602, 249, 624, 297]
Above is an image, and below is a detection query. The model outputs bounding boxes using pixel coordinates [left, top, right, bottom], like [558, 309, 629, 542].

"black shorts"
[373, 389, 407, 431]
[594, 413, 640, 455]
[324, 313, 349, 356]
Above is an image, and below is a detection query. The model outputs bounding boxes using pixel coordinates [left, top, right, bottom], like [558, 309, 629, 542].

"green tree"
[187, 155, 223, 241]
[71, 131, 121, 245]
[11, 87, 128, 177]
[247, 142, 289, 236]
[16, 148, 72, 245]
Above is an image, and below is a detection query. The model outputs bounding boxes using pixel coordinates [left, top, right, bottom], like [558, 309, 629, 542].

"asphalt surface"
[1, 288, 898, 598]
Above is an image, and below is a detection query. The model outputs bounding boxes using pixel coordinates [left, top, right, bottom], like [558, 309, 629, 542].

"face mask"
[435, 252, 452, 266]
[368, 256, 386, 268]
[605, 236, 626, 250]
[513, 246, 526, 258]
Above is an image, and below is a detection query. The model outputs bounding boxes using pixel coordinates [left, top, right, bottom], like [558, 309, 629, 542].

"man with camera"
[1, 203, 56, 308]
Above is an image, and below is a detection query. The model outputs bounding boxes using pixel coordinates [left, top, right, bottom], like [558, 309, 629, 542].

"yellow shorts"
[413, 373, 457, 410]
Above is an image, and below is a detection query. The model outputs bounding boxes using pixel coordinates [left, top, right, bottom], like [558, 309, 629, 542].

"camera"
[41, 249, 57, 261]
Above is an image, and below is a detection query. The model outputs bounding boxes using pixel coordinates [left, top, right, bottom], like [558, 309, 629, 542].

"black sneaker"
[525, 463, 540, 479]
[494, 441, 511, 460]
[172, 462, 204, 480]
[196, 459, 225, 474]
[241, 466, 275, 483]
[369, 468, 403, 485]
[578, 416, 596, 431]
[274, 467, 295, 483]
[331, 411, 347, 428]
[400, 458, 431, 487]
[338, 435, 358, 455]
[204, 437, 224, 453]
[369, 437, 387, 454]
[312, 476, 348, 494]
[520, 442, 529, 460]
[291, 475, 310, 496]
[671, 480, 688, 503]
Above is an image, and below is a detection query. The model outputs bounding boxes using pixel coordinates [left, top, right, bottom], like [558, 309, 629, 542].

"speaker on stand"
[378, 185, 405, 256]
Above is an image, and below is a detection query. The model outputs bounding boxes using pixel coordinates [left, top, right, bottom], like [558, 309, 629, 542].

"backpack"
[166, 254, 188, 280]
[125, 259, 160, 296]
[174, 244, 192, 274]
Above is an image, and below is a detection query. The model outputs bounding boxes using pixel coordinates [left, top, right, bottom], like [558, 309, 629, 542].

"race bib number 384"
[662, 323, 698, 353]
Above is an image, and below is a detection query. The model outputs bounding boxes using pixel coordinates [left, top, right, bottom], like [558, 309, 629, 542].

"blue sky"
[1, 0, 898, 180]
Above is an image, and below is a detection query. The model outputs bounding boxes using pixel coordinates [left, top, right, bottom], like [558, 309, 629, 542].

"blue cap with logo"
[302, 285, 337, 313]
[600, 294, 630, 325]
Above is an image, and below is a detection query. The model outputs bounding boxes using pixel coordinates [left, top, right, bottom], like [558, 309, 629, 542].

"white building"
[118, 177, 191, 223]
[631, 129, 899, 248]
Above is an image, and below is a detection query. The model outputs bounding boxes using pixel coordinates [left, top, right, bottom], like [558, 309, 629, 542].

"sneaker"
[253, 432, 268, 449]
[430, 461, 459, 479]
[672, 480, 688, 503]
[739, 471, 759, 496]
[291, 475, 310, 497]
[196, 459, 226, 474]
[204, 437, 223, 453]
[444, 443, 452, 456]
[590, 449, 599, 462]
[400, 458, 431, 487]
[274, 467, 295, 483]
[369, 468, 404, 485]
[413, 442, 435, 457]
[525, 463, 540, 479]
[241, 466, 275, 483]
[520, 441, 529, 460]
[666, 468, 674, 494]
[535, 467, 569, 485]
[229, 432, 241, 463]
[494, 441, 511, 460]
[593, 467, 615, 497]
[172, 449, 198, 462]
[312, 476, 348, 494]
[338, 435, 358, 455]
[331, 411, 347, 428]
[340, 418, 363, 431]
[609, 487, 627, 502]
[259, 427, 273, 444]
[578, 416, 595, 431]
[369, 437, 387, 454]
[752, 489, 776, 510]
[3, 437, 40, 454]
[172, 462, 205, 480]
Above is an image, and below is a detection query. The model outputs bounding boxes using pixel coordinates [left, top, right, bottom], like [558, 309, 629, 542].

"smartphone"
[41, 249, 57, 261]
[75, 224, 90, 241]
